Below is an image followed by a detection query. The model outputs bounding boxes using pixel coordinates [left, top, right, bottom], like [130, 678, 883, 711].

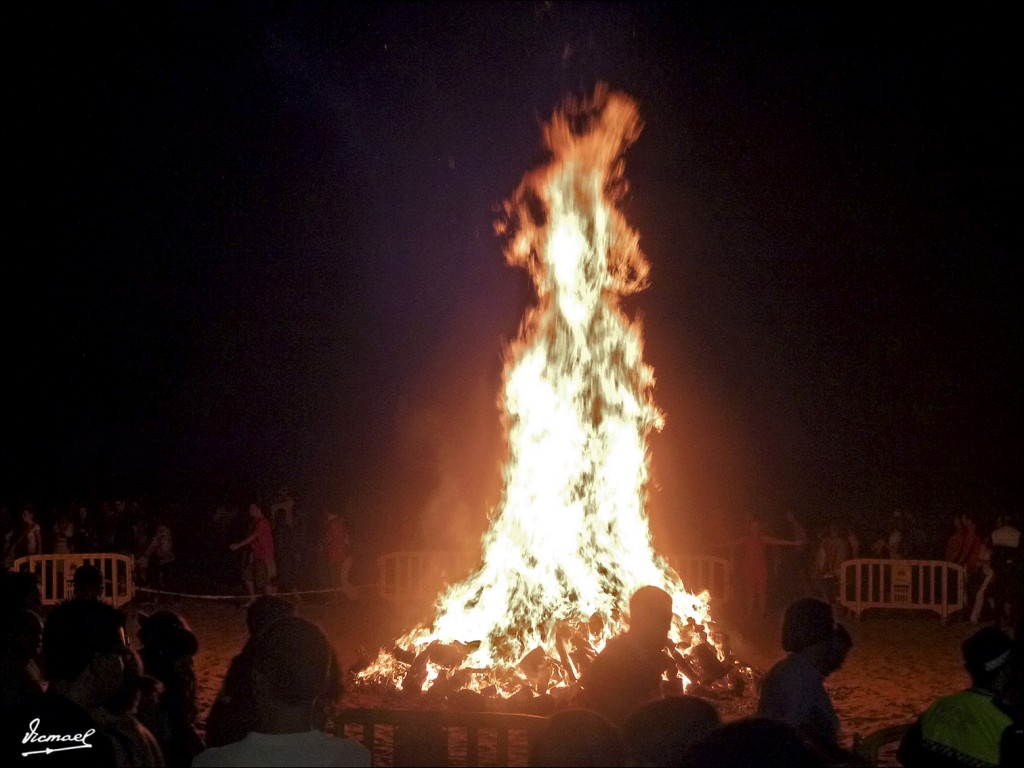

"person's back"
[204, 596, 296, 748]
[621, 694, 720, 766]
[529, 708, 626, 767]
[579, 631, 669, 724]
[204, 652, 256, 749]
[684, 717, 825, 768]
[192, 616, 369, 767]
[94, 649, 166, 768]
[137, 610, 201, 767]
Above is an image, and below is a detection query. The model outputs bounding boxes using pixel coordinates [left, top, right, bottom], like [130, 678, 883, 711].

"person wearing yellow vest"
[898, 626, 1016, 767]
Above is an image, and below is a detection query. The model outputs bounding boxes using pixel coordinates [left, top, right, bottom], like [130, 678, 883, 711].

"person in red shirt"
[735, 517, 802, 619]
[231, 502, 277, 599]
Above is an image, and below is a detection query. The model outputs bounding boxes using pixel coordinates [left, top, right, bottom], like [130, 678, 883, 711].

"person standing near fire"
[988, 514, 1022, 632]
[733, 516, 802, 620]
[230, 502, 276, 599]
[3, 505, 42, 564]
[323, 510, 358, 602]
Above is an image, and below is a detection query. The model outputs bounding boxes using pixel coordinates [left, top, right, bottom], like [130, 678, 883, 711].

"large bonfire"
[361, 87, 717, 697]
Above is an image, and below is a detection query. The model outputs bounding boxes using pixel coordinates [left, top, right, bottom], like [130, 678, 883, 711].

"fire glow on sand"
[359, 87, 724, 698]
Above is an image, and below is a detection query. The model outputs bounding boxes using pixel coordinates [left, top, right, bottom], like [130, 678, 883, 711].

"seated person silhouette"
[757, 598, 856, 764]
[578, 585, 677, 724]
[898, 626, 1016, 768]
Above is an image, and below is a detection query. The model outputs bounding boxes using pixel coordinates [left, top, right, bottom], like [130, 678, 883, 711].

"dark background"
[2, 2, 1018, 556]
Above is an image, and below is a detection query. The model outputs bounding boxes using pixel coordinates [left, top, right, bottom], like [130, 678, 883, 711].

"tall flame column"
[363, 88, 709, 693]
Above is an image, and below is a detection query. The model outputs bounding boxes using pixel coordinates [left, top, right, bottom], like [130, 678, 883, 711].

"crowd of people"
[0, 487, 360, 604]
[2, 555, 1021, 767]
[0, 568, 371, 767]
[725, 510, 1021, 633]
[2, 494, 1021, 766]
[534, 589, 1022, 767]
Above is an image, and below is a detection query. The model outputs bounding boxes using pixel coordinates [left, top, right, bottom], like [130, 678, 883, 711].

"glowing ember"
[361, 86, 712, 695]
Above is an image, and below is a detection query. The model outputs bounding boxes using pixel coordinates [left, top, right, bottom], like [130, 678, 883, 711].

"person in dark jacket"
[757, 598, 857, 764]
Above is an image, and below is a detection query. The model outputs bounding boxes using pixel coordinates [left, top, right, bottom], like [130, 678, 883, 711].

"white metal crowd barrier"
[838, 558, 966, 623]
[667, 553, 732, 604]
[12, 552, 135, 609]
[378, 550, 475, 614]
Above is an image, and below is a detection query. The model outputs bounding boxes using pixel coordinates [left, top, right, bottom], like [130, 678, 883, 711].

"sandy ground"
[128, 594, 982, 755]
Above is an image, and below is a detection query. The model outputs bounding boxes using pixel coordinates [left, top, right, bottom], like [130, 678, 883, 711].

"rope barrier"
[135, 586, 354, 600]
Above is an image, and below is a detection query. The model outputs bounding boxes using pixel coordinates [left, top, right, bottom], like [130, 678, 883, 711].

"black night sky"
[3, 3, 1018, 550]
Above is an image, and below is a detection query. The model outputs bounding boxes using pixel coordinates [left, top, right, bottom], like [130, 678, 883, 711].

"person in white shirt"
[192, 616, 369, 767]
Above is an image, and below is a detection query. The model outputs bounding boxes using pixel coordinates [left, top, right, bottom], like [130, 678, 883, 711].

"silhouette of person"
[1, 599, 128, 766]
[72, 563, 105, 601]
[684, 717, 825, 768]
[192, 616, 369, 766]
[734, 517, 801, 618]
[136, 611, 201, 767]
[323, 510, 358, 602]
[898, 626, 1017, 768]
[94, 648, 165, 766]
[621, 694, 720, 766]
[230, 503, 277, 600]
[0, 608, 45, 716]
[757, 598, 857, 763]
[988, 515, 1022, 632]
[205, 596, 297, 748]
[577, 586, 677, 724]
[530, 708, 627, 767]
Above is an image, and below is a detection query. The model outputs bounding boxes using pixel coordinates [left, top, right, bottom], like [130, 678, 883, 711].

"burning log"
[448, 688, 488, 712]
[401, 649, 431, 693]
[517, 646, 547, 676]
[424, 668, 470, 700]
[347, 646, 373, 676]
[426, 640, 476, 669]
[391, 646, 417, 665]
[569, 630, 598, 671]
[685, 640, 731, 685]
[554, 623, 578, 682]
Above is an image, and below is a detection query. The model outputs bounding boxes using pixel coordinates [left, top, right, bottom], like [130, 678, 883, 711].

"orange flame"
[361, 86, 710, 695]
